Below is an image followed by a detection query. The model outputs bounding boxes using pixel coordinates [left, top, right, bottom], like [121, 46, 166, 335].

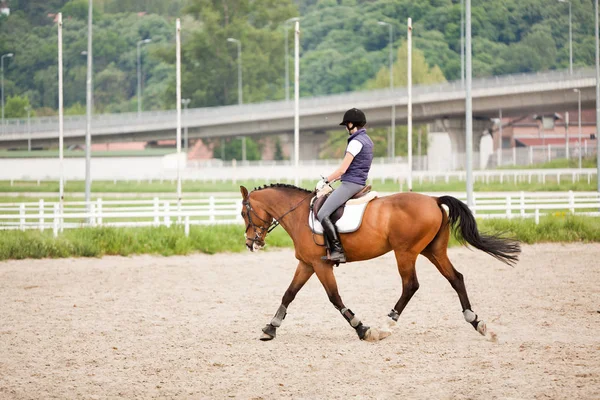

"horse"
[239, 183, 520, 342]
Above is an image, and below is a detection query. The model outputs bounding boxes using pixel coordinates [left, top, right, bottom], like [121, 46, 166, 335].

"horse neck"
[254, 188, 309, 232]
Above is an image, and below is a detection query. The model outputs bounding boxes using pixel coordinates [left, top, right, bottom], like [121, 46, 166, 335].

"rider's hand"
[315, 178, 328, 192]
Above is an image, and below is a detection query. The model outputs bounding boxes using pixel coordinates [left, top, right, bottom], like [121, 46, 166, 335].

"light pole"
[460, 0, 465, 86]
[573, 89, 582, 169]
[84, 0, 93, 206]
[1, 52, 14, 132]
[25, 106, 31, 151]
[227, 37, 246, 161]
[182, 98, 190, 153]
[465, 0, 474, 207]
[377, 21, 395, 159]
[137, 38, 152, 117]
[284, 17, 299, 102]
[558, 0, 573, 75]
[596, 0, 600, 193]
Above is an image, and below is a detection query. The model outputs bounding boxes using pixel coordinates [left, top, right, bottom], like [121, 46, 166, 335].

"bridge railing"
[2, 67, 596, 135]
[1, 191, 598, 236]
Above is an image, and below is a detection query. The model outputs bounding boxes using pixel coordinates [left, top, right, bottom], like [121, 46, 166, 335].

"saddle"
[312, 185, 373, 224]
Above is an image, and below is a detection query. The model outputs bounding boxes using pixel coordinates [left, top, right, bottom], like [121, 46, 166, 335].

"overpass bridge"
[0, 68, 597, 151]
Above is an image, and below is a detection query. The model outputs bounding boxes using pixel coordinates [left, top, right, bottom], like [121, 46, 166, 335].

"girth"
[312, 185, 372, 224]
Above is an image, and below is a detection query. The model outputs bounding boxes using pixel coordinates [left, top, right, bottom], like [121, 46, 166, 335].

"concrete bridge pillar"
[427, 118, 494, 171]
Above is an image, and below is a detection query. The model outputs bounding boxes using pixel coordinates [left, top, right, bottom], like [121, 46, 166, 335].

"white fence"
[1, 167, 598, 188]
[1, 192, 599, 237]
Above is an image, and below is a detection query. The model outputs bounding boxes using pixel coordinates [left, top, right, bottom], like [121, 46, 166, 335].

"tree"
[211, 137, 261, 161]
[4, 95, 31, 118]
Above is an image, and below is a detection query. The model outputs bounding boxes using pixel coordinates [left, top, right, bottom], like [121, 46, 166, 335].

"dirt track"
[1, 243, 599, 399]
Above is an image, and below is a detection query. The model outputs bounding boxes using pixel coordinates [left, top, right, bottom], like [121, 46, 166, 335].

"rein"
[243, 191, 316, 240]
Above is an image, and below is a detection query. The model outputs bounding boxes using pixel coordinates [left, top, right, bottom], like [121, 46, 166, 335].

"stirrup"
[321, 250, 346, 264]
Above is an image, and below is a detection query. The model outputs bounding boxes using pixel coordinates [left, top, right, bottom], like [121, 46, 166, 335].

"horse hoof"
[476, 320, 487, 336]
[259, 332, 275, 341]
[260, 324, 276, 341]
[363, 327, 392, 342]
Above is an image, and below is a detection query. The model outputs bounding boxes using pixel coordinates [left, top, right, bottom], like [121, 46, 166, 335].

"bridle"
[242, 191, 315, 245]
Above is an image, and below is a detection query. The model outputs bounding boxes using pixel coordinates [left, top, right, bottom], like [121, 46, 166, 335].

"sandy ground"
[0, 243, 599, 400]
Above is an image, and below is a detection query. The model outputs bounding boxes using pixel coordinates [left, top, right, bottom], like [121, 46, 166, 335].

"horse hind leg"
[387, 251, 420, 325]
[422, 246, 497, 342]
[260, 261, 314, 341]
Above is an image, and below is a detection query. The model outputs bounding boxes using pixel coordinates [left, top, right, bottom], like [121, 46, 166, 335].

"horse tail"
[437, 196, 521, 266]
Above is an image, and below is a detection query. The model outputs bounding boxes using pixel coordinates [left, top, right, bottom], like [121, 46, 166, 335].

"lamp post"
[227, 37, 246, 161]
[284, 17, 300, 102]
[460, 0, 465, 86]
[573, 89, 582, 169]
[137, 38, 152, 117]
[377, 21, 395, 159]
[1, 52, 13, 132]
[84, 0, 93, 206]
[25, 106, 31, 151]
[465, 0, 474, 207]
[558, 0, 573, 75]
[182, 98, 190, 153]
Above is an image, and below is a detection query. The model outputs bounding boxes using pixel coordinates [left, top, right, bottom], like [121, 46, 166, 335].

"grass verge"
[0, 216, 598, 261]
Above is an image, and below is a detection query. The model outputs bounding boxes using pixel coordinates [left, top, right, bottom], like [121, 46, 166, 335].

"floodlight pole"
[58, 13, 64, 204]
[294, 20, 300, 186]
[465, 0, 474, 207]
[176, 19, 182, 203]
[407, 18, 413, 191]
[85, 0, 93, 206]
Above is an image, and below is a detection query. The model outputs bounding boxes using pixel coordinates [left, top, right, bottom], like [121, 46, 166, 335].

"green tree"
[4, 95, 31, 118]
[211, 137, 261, 161]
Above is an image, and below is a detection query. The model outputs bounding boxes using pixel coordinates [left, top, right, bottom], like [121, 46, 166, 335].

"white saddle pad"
[309, 192, 378, 234]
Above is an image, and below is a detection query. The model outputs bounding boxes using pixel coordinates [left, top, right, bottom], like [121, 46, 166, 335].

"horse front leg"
[313, 263, 389, 341]
[260, 261, 314, 341]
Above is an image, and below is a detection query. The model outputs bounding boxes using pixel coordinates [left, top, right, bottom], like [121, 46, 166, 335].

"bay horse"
[240, 184, 520, 342]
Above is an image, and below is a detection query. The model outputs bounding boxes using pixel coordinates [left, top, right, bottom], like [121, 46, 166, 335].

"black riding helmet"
[339, 108, 366, 128]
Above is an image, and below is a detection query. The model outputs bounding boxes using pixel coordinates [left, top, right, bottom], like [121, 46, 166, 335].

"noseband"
[242, 199, 279, 245]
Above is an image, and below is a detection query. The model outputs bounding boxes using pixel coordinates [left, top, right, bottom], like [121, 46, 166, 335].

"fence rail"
[1, 192, 599, 237]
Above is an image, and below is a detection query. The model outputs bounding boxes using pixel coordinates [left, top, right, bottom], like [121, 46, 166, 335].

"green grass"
[0, 216, 597, 261]
[0, 172, 597, 196]
[501, 156, 597, 170]
[0, 149, 174, 158]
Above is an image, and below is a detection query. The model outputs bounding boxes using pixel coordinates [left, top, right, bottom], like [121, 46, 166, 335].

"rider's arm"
[326, 152, 354, 183]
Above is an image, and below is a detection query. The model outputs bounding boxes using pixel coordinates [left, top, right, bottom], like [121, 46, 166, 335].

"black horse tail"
[437, 196, 521, 266]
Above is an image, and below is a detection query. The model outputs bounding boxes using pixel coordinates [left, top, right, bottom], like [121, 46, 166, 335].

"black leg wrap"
[388, 309, 400, 322]
[356, 323, 369, 340]
[260, 324, 277, 340]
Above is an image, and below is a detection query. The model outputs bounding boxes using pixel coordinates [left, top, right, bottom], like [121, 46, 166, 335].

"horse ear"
[240, 186, 249, 200]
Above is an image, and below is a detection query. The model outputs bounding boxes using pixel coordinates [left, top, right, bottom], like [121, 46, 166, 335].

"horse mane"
[251, 183, 312, 195]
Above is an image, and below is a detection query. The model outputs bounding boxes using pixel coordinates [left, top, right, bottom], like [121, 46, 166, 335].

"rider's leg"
[316, 181, 363, 263]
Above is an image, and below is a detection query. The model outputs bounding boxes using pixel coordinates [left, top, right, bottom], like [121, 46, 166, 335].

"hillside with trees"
[0, 0, 597, 158]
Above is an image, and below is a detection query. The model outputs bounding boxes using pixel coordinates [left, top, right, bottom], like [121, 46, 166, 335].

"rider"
[315, 108, 374, 263]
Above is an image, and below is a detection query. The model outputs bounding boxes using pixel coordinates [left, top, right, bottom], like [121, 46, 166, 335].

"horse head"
[240, 186, 274, 252]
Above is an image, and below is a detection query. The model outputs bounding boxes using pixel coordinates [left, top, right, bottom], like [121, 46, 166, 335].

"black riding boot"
[320, 216, 346, 263]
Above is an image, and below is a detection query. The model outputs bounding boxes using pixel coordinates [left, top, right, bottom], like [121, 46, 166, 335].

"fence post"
[209, 196, 215, 223]
[90, 203, 96, 227]
[529, 147, 533, 165]
[506, 196, 511, 219]
[184, 216, 190, 237]
[535, 208, 540, 225]
[96, 198, 103, 226]
[154, 197, 160, 227]
[557, 172, 561, 185]
[547, 144, 552, 161]
[39, 199, 44, 232]
[53, 203, 59, 238]
[164, 201, 171, 228]
[568, 190, 575, 214]
[19, 203, 25, 231]
[520, 191, 525, 217]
